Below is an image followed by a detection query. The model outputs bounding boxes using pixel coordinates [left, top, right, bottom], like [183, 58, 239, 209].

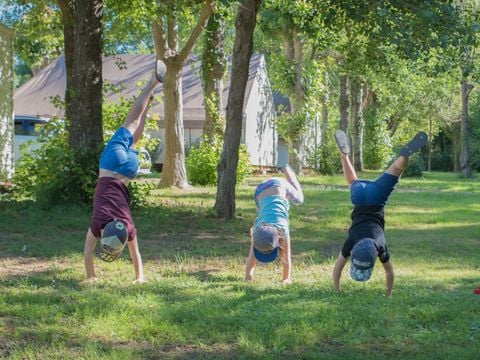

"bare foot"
[133, 278, 146, 284]
[245, 275, 254, 282]
[281, 278, 292, 285]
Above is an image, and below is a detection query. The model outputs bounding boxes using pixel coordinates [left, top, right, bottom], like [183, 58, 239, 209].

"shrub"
[363, 116, 393, 170]
[307, 125, 342, 175]
[186, 136, 251, 186]
[430, 152, 453, 172]
[128, 181, 156, 208]
[13, 119, 100, 205]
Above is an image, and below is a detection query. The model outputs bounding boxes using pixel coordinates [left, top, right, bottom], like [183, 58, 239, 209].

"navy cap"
[252, 225, 280, 263]
[350, 238, 378, 282]
[97, 220, 128, 262]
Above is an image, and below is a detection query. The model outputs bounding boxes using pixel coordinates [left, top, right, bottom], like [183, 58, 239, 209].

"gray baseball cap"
[252, 225, 280, 263]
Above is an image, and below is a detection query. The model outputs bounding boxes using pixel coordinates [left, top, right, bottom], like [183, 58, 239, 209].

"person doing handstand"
[245, 164, 304, 284]
[83, 60, 166, 284]
[332, 130, 427, 296]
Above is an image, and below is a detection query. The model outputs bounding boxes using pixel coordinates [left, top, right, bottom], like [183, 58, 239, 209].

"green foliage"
[363, 109, 392, 170]
[307, 125, 342, 175]
[402, 154, 426, 178]
[128, 181, 156, 209]
[12, 118, 100, 205]
[1, 1, 63, 71]
[186, 136, 251, 186]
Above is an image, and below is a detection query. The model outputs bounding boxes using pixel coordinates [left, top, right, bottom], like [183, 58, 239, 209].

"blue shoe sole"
[400, 131, 427, 157]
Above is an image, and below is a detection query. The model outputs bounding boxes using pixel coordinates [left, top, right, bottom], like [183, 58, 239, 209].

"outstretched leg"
[335, 130, 358, 185]
[123, 60, 166, 141]
[386, 131, 428, 177]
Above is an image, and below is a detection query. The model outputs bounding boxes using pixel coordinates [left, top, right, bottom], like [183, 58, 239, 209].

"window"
[14, 118, 46, 136]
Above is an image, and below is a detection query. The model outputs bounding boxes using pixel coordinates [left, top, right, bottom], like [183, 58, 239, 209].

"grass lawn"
[0, 171, 479, 359]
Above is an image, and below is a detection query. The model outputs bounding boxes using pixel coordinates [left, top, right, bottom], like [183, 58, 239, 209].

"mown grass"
[0, 172, 479, 359]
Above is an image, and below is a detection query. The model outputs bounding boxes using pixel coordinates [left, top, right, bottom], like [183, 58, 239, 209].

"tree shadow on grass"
[1, 267, 479, 359]
[1, 189, 479, 270]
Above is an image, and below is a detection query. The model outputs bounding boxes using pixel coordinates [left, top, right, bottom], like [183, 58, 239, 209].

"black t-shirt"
[341, 205, 390, 263]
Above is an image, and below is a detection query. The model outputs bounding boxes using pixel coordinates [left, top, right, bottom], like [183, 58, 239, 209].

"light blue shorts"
[99, 127, 139, 179]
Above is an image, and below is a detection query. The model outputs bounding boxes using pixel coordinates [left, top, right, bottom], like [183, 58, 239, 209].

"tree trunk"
[153, 1, 213, 188]
[451, 122, 461, 172]
[68, 0, 104, 152]
[202, 13, 226, 141]
[428, 118, 432, 171]
[350, 78, 364, 171]
[57, 0, 74, 133]
[460, 78, 472, 178]
[215, 0, 262, 219]
[159, 62, 189, 188]
[283, 31, 305, 175]
[339, 75, 349, 132]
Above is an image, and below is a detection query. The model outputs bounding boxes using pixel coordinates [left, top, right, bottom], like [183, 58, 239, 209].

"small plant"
[128, 181, 156, 208]
[307, 125, 342, 175]
[186, 136, 251, 186]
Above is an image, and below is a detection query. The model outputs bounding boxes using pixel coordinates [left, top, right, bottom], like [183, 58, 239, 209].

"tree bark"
[57, 0, 75, 133]
[339, 75, 349, 132]
[202, 13, 226, 141]
[215, 0, 262, 219]
[451, 122, 460, 172]
[160, 61, 189, 188]
[67, 0, 104, 152]
[460, 78, 472, 178]
[350, 78, 364, 171]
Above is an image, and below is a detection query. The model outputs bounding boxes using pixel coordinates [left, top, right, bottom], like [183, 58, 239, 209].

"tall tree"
[215, 0, 262, 219]
[153, 0, 214, 188]
[58, 0, 104, 154]
[201, 10, 227, 141]
[455, 0, 480, 178]
[260, 0, 327, 174]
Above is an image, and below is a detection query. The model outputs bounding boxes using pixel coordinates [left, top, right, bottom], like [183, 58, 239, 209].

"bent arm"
[382, 260, 394, 296]
[333, 253, 347, 291]
[127, 236, 145, 283]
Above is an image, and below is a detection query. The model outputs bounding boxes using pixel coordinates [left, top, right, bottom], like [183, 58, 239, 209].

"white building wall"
[243, 58, 277, 167]
[0, 24, 14, 181]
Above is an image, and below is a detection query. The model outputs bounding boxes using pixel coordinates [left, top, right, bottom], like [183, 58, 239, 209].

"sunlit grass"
[0, 171, 479, 358]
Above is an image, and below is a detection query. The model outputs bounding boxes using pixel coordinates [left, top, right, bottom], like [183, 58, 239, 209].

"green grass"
[0, 172, 479, 359]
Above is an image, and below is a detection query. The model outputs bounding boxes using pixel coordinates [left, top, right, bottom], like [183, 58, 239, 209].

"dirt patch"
[0, 257, 68, 279]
